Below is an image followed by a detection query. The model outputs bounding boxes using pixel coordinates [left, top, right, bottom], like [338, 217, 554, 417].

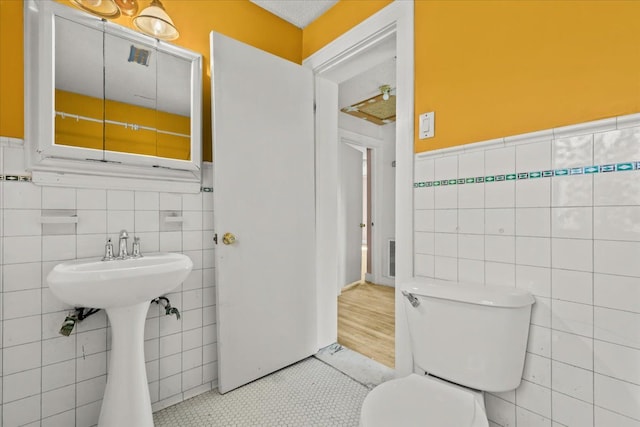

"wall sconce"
[114, 0, 139, 16]
[380, 85, 392, 101]
[133, 0, 179, 41]
[70, 0, 121, 18]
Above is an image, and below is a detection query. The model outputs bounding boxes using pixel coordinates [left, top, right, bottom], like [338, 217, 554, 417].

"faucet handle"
[132, 236, 143, 258]
[102, 238, 115, 261]
[119, 229, 129, 239]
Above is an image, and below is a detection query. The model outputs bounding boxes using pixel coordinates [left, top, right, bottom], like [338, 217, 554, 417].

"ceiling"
[250, 0, 339, 28]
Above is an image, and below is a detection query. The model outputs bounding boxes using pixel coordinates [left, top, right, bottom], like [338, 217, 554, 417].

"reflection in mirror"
[104, 31, 158, 157]
[54, 16, 105, 154]
[156, 50, 192, 160]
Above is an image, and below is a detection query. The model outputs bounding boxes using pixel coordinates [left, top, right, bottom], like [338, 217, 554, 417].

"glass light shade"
[133, 0, 179, 41]
[70, 0, 121, 18]
[114, 0, 139, 16]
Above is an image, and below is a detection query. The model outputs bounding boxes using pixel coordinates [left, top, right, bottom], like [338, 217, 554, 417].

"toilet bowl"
[360, 374, 488, 427]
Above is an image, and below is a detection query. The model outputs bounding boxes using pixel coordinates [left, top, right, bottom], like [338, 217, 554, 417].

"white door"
[211, 32, 317, 394]
[339, 143, 364, 287]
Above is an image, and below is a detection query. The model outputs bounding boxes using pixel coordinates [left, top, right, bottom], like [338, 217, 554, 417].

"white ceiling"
[250, 0, 339, 29]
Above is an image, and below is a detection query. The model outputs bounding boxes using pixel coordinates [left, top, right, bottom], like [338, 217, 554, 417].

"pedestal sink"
[47, 253, 193, 427]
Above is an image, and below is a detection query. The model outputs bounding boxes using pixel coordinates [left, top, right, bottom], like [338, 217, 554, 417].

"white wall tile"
[43, 187, 76, 210]
[434, 186, 457, 209]
[552, 135, 593, 168]
[594, 407, 640, 427]
[182, 211, 203, 231]
[3, 289, 41, 319]
[516, 380, 551, 418]
[594, 307, 640, 349]
[135, 191, 159, 211]
[3, 183, 41, 209]
[160, 231, 182, 252]
[183, 230, 204, 251]
[552, 239, 593, 272]
[42, 360, 75, 392]
[3, 368, 41, 403]
[485, 394, 516, 427]
[42, 409, 76, 427]
[76, 400, 102, 427]
[42, 337, 76, 366]
[486, 146, 515, 175]
[594, 273, 640, 313]
[3, 236, 41, 264]
[552, 361, 593, 403]
[594, 374, 640, 420]
[414, 232, 434, 255]
[516, 265, 551, 297]
[458, 234, 484, 260]
[107, 210, 134, 235]
[159, 373, 181, 400]
[517, 141, 552, 172]
[3, 342, 41, 375]
[434, 209, 457, 233]
[182, 193, 203, 211]
[485, 261, 515, 287]
[486, 181, 515, 208]
[414, 188, 434, 210]
[107, 190, 134, 210]
[159, 193, 182, 211]
[3, 209, 41, 236]
[159, 353, 182, 379]
[486, 208, 514, 235]
[458, 209, 484, 234]
[42, 384, 75, 418]
[551, 300, 593, 337]
[593, 128, 640, 164]
[594, 340, 640, 385]
[594, 206, 640, 241]
[522, 353, 551, 388]
[516, 237, 550, 268]
[3, 262, 41, 291]
[458, 259, 484, 284]
[75, 375, 107, 407]
[458, 184, 484, 209]
[2, 394, 41, 427]
[516, 407, 551, 427]
[552, 207, 592, 239]
[552, 269, 593, 305]
[434, 233, 457, 257]
[552, 176, 593, 207]
[42, 235, 75, 262]
[594, 172, 640, 206]
[76, 210, 106, 235]
[458, 150, 484, 177]
[77, 189, 106, 210]
[516, 180, 551, 208]
[528, 325, 551, 358]
[594, 240, 640, 277]
[414, 254, 434, 278]
[77, 233, 107, 258]
[551, 330, 593, 370]
[486, 235, 515, 263]
[3, 315, 41, 347]
[134, 211, 159, 233]
[516, 208, 550, 237]
[414, 209, 434, 232]
[414, 158, 434, 181]
[433, 256, 457, 281]
[552, 392, 594, 427]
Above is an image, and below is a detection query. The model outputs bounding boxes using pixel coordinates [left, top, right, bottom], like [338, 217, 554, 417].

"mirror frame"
[24, 0, 203, 193]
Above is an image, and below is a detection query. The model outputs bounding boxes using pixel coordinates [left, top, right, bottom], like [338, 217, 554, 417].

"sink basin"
[47, 252, 193, 427]
[47, 252, 193, 309]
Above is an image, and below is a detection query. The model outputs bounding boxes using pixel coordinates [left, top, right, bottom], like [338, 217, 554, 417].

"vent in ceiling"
[340, 93, 396, 126]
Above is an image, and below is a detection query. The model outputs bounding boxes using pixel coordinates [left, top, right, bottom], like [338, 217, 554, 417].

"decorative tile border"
[413, 161, 639, 188]
[0, 174, 32, 182]
[201, 187, 213, 192]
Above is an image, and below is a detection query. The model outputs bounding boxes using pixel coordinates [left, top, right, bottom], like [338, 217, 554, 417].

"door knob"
[360, 223, 366, 228]
[222, 232, 237, 245]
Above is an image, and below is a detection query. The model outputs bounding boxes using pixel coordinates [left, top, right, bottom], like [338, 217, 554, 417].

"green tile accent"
[529, 171, 542, 178]
[506, 174, 516, 180]
[485, 176, 495, 182]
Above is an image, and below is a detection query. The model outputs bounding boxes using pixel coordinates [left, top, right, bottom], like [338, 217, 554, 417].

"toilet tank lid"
[404, 279, 535, 308]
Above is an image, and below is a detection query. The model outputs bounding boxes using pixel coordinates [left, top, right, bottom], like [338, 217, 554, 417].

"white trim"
[416, 112, 640, 161]
[305, 0, 414, 376]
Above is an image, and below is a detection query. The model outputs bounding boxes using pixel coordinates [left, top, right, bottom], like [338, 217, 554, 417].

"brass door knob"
[222, 232, 237, 245]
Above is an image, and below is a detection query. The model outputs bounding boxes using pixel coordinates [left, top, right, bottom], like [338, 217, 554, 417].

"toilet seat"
[360, 374, 487, 427]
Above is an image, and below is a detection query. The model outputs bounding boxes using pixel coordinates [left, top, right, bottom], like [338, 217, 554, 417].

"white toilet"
[360, 279, 535, 427]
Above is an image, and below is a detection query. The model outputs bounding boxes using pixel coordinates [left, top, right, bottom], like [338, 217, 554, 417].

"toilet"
[360, 279, 535, 427]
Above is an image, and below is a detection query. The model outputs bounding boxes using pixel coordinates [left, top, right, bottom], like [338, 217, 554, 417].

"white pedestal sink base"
[98, 302, 154, 427]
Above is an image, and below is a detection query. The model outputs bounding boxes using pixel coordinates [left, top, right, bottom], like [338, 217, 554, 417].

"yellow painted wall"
[302, 0, 392, 60]
[0, 0, 302, 162]
[303, 0, 640, 154]
[413, 0, 640, 153]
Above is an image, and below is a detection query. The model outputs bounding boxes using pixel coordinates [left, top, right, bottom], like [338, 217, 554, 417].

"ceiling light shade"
[70, 0, 121, 18]
[380, 84, 391, 101]
[114, 0, 139, 16]
[133, 0, 179, 41]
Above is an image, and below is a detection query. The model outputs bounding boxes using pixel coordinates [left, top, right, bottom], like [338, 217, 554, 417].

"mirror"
[26, 0, 202, 191]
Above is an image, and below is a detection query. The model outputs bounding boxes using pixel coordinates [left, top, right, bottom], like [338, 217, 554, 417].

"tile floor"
[153, 357, 371, 426]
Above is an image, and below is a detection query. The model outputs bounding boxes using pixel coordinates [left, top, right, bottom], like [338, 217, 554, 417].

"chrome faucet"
[117, 230, 129, 259]
[132, 236, 143, 258]
[102, 238, 115, 261]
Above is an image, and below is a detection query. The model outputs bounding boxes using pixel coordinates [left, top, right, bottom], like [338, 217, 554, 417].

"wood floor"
[337, 282, 395, 368]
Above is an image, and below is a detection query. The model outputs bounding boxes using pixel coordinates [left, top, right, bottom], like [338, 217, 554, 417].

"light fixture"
[133, 0, 179, 41]
[70, 0, 121, 18]
[114, 0, 139, 16]
[380, 85, 391, 101]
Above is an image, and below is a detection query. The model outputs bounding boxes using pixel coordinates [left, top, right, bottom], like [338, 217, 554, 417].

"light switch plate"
[419, 112, 435, 139]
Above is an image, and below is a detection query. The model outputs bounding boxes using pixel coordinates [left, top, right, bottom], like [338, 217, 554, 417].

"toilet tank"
[403, 279, 535, 392]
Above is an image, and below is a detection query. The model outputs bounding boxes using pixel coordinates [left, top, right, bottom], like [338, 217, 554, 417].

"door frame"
[339, 129, 394, 288]
[303, 1, 414, 376]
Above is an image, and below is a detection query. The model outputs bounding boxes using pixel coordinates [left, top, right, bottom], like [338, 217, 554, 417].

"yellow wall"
[0, 0, 302, 162]
[302, 0, 640, 154]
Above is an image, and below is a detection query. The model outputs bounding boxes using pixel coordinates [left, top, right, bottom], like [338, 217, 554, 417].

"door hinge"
[313, 102, 316, 113]
[213, 233, 218, 245]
